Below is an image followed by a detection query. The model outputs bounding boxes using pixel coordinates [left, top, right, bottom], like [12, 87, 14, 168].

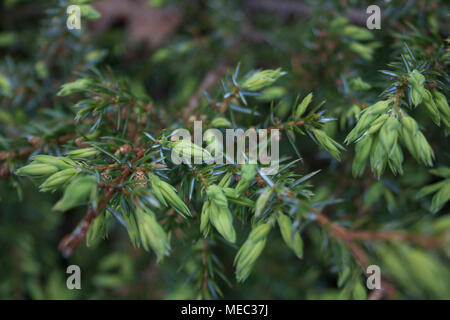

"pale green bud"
[255, 187, 273, 217]
[429, 167, 450, 179]
[442, 117, 450, 131]
[346, 111, 377, 144]
[32, 155, 76, 169]
[291, 233, 304, 259]
[200, 200, 211, 235]
[349, 77, 372, 91]
[330, 17, 349, 29]
[416, 131, 434, 166]
[0, 73, 12, 97]
[352, 134, 373, 177]
[57, 78, 93, 96]
[430, 182, 450, 213]
[401, 127, 434, 167]
[84, 50, 107, 64]
[432, 91, 450, 118]
[152, 175, 191, 217]
[234, 225, 269, 282]
[86, 212, 108, 247]
[218, 171, 233, 188]
[236, 238, 266, 282]
[257, 86, 286, 101]
[347, 101, 390, 144]
[312, 129, 343, 161]
[379, 116, 400, 154]
[137, 208, 170, 261]
[367, 100, 390, 116]
[368, 114, 389, 134]
[240, 163, 257, 182]
[228, 195, 254, 207]
[172, 140, 213, 162]
[223, 187, 239, 199]
[209, 202, 236, 243]
[369, 138, 387, 178]
[422, 89, 440, 125]
[66, 147, 99, 158]
[278, 215, 292, 245]
[277, 215, 303, 259]
[150, 174, 167, 207]
[294, 92, 313, 120]
[248, 223, 271, 242]
[39, 168, 78, 191]
[234, 241, 253, 282]
[275, 100, 291, 118]
[53, 175, 97, 212]
[204, 130, 222, 158]
[235, 180, 249, 194]
[16, 163, 59, 177]
[211, 117, 231, 128]
[160, 184, 190, 216]
[121, 206, 140, 247]
[348, 42, 373, 61]
[410, 87, 424, 107]
[401, 116, 419, 135]
[341, 25, 374, 41]
[388, 143, 404, 175]
[408, 70, 425, 107]
[241, 68, 286, 91]
[400, 126, 419, 161]
[206, 184, 228, 208]
[418, 181, 446, 198]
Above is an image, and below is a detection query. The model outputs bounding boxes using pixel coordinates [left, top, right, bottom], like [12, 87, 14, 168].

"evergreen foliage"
[0, 0, 449, 299]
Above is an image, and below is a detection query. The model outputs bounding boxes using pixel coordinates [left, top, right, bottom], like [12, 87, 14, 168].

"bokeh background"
[0, 0, 449, 299]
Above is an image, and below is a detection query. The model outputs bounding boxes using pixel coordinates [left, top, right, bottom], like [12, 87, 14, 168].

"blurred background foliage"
[0, 0, 449, 299]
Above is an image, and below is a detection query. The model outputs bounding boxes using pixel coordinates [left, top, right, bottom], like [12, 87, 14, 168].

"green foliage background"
[0, 0, 449, 299]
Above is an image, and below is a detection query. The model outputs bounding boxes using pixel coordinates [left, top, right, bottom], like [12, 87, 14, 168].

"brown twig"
[310, 209, 445, 250]
[309, 208, 447, 299]
[58, 158, 141, 257]
[58, 167, 131, 257]
[310, 208, 395, 299]
[58, 144, 151, 257]
[268, 120, 305, 131]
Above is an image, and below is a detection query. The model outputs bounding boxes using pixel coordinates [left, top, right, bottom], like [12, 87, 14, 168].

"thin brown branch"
[268, 120, 305, 132]
[58, 166, 133, 257]
[310, 209, 446, 249]
[310, 208, 447, 299]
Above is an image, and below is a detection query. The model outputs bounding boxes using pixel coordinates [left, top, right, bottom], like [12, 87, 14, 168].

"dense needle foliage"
[0, 0, 449, 299]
